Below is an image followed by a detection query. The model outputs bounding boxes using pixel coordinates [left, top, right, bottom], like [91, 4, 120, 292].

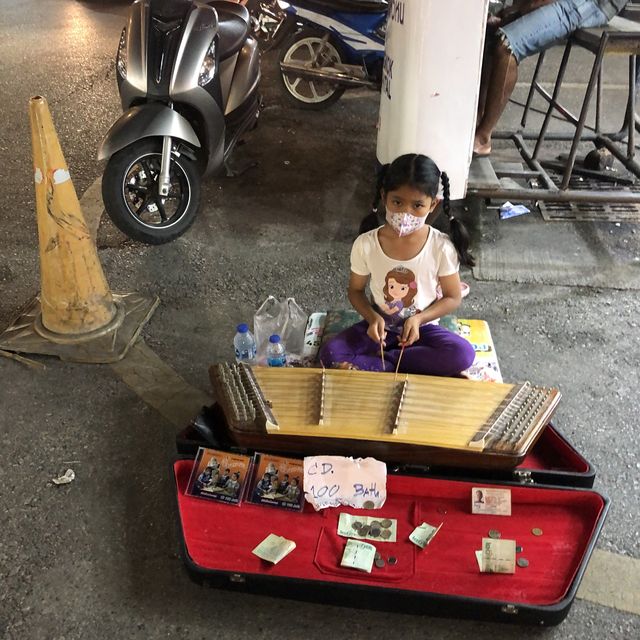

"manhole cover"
[539, 174, 640, 222]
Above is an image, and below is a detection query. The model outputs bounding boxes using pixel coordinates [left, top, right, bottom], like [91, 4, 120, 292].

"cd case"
[247, 453, 305, 512]
[186, 447, 252, 505]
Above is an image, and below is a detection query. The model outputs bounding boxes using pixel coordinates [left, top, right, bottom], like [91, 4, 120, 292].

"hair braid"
[359, 164, 390, 235]
[440, 171, 451, 220]
[441, 171, 475, 267]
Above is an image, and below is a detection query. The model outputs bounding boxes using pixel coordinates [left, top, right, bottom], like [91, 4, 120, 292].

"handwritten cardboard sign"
[303, 456, 387, 511]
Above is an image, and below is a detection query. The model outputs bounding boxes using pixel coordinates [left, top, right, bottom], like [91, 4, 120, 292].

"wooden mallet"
[394, 342, 406, 380]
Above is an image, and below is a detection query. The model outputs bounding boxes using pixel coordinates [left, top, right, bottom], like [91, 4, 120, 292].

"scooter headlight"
[198, 39, 216, 86]
[116, 28, 127, 79]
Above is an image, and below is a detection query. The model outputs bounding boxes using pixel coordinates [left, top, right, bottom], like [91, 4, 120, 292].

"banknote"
[252, 534, 296, 564]
[481, 537, 516, 573]
[340, 539, 377, 573]
[409, 522, 442, 549]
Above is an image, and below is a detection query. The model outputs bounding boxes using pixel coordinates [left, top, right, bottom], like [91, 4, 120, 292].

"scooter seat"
[207, 1, 251, 60]
[296, 0, 388, 14]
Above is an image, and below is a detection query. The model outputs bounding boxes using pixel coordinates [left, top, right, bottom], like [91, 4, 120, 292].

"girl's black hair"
[368, 153, 475, 267]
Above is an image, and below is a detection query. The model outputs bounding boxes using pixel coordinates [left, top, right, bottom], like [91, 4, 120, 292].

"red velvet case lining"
[517, 426, 590, 472]
[175, 460, 604, 606]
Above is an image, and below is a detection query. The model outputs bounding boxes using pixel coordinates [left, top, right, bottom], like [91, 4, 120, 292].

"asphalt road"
[0, 1, 638, 639]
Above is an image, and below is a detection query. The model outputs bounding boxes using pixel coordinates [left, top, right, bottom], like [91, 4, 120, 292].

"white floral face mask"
[385, 210, 426, 237]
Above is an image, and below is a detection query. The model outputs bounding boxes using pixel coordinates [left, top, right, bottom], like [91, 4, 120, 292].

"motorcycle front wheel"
[102, 139, 201, 245]
[279, 28, 346, 110]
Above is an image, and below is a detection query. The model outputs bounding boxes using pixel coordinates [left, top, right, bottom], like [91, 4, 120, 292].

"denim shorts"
[499, 0, 609, 64]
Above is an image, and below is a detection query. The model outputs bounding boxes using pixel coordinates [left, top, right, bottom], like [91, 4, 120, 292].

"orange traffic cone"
[0, 96, 158, 363]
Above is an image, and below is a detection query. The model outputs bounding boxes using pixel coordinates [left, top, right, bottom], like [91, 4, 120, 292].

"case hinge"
[229, 573, 246, 584]
[513, 469, 534, 484]
[501, 604, 519, 615]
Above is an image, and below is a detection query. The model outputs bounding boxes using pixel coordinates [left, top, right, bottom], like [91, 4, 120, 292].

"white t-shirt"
[350, 226, 459, 326]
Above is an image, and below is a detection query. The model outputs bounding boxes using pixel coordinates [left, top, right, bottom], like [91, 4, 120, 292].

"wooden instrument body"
[209, 365, 561, 471]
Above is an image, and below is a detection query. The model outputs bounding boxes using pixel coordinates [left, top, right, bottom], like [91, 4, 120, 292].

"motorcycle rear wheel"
[102, 139, 201, 245]
[279, 28, 346, 110]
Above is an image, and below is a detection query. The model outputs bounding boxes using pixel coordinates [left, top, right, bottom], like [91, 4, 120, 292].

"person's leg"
[319, 320, 398, 372]
[389, 324, 476, 377]
[475, 0, 593, 156]
[477, 32, 498, 123]
[474, 40, 518, 155]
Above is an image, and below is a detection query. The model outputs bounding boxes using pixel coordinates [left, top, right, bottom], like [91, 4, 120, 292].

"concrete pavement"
[0, 1, 638, 638]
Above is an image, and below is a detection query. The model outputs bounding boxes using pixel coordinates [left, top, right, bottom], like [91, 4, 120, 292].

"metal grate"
[539, 174, 640, 222]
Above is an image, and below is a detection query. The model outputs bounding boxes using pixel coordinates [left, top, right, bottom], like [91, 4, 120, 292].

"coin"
[380, 519, 393, 528]
[517, 558, 529, 568]
[375, 557, 386, 568]
[370, 520, 382, 528]
[532, 528, 543, 536]
[388, 557, 398, 565]
[352, 522, 362, 531]
[516, 545, 523, 553]
[380, 529, 392, 540]
[488, 529, 501, 539]
[359, 525, 371, 536]
[374, 551, 382, 561]
[369, 527, 381, 538]
[363, 500, 375, 509]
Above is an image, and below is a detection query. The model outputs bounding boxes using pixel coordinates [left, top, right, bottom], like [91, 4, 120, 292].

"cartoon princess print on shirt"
[380, 266, 418, 320]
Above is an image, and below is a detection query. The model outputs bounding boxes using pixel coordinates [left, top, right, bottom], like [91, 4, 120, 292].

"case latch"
[513, 469, 534, 484]
[501, 604, 519, 615]
[229, 573, 246, 584]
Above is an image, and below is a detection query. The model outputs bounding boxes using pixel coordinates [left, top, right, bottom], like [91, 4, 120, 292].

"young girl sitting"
[319, 153, 476, 377]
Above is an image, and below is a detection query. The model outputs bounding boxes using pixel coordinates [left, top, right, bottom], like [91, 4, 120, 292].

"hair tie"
[409, 281, 417, 289]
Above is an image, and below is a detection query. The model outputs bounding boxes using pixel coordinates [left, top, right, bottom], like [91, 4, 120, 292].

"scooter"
[98, 0, 261, 244]
[253, 0, 503, 110]
[250, 0, 388, 109]
[246, 0, 291, 50]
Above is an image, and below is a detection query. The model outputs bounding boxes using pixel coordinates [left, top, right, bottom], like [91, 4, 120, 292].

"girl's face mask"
[385, 210, 426, 237]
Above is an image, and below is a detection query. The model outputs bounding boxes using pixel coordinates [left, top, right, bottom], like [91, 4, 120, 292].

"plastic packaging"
[266, 334, 287, 367]
[254, 296, 307, 365]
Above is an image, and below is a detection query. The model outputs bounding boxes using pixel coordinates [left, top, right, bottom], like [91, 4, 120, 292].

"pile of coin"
[514, 526, 542, 569]
[352, 517, 394, 540]
[373, 551, 398, 569]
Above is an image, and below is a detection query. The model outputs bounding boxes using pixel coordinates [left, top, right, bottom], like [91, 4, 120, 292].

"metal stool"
[528, 16, 640, 189]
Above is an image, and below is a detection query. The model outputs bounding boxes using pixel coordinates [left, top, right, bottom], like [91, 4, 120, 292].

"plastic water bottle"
[234, 323, 256, 364]
[266, 334, 287, 367]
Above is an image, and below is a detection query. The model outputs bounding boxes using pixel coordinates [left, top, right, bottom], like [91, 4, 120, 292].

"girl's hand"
[401, 316, 421, 346]
[367, 314, 387, 345]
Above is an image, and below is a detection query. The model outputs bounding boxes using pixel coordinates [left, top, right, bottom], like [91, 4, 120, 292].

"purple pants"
[319, 320, 476, 377]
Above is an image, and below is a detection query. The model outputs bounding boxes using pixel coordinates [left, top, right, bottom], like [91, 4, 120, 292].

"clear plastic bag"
[254, 296, 308, 365]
